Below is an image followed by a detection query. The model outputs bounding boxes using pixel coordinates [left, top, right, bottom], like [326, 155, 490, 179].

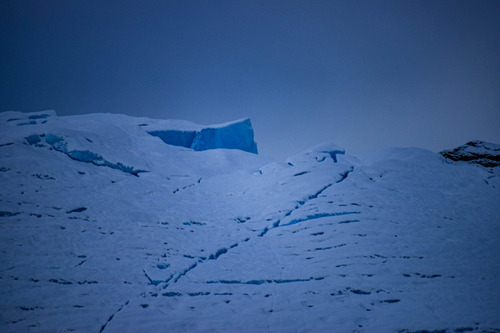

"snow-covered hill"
[1, 111, 499, 333]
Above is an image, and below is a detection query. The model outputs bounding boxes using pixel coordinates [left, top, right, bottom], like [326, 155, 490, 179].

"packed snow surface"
[1, 111, 499, 332]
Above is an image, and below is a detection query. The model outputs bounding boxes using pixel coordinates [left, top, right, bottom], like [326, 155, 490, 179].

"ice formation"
[147, 118, 258, 153]
[1, 111, 499, 333]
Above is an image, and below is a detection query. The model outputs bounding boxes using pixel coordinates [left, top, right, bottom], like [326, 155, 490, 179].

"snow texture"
[1, 111, 500, 333]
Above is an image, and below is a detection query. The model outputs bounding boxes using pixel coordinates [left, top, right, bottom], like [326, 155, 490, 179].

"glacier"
[147, 117, 258, 153]
[1, 111, 500, 333]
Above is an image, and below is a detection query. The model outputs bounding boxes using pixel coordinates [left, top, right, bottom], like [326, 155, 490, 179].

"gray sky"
[1, 0, 499, 160]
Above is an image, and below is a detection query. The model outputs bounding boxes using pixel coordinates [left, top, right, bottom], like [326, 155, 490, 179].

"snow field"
[1, 111, 499, 332]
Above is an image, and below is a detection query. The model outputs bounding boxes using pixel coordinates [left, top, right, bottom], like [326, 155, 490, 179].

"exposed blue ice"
[25, 134, 41, 145]
[26, 134, 147, 176]
[191, 119, 258, 153]
[147, 118, 258, 154]
[68, 150, 103, 163]
[147, 130, 196, 149]
[66, 150, 145, 176]
[28, 114, 51, 120]
[44, 134, 68, 152]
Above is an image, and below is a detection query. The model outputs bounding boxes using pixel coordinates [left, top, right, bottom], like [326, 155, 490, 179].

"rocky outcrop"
[440, 140, 500, 167]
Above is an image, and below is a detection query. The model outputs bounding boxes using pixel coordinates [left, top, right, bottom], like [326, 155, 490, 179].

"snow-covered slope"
[1, 111, 499, 333]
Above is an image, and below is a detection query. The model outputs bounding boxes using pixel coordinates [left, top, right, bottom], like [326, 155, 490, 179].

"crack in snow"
[280, 211, 361, 227]
[143, 269, 174, 286]
[99, 300, 130, 333]
[260, 166, 355, 235]
[206, 277, 325, 285]
[26, 134, 148, 176]
[114, 165, 357, 329]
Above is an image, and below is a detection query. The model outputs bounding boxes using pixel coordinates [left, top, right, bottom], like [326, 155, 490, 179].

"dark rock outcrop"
[440, 140, 500, 167]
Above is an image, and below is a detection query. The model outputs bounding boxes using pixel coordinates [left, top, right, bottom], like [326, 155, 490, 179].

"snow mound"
[147, 118, 258, 154]
[0, 111, 265, 178]
[440, 140, 500, 167]
[286, 142, 346, 166]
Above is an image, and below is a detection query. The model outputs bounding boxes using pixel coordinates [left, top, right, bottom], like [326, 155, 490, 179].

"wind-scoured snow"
[1, 111, 499, 332]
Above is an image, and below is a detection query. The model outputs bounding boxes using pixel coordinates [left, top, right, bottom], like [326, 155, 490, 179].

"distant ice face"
[148, 118, 258, 154]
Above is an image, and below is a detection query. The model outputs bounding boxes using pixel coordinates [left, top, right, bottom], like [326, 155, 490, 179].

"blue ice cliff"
[147, 118, 258, 154]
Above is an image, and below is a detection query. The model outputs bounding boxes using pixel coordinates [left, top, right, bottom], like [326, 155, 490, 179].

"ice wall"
[148, 118, 258, 154]
[147, 130, 196, 149]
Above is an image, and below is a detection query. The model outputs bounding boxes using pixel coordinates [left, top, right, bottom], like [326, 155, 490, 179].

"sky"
[1, 0, 499, 160]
